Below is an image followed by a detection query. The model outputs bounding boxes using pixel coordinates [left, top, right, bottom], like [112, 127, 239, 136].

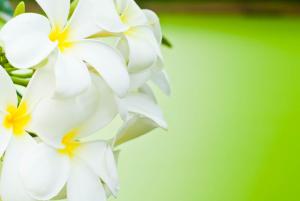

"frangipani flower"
[0, 65, 52, 201]
[0, 0, 129, 97]
[0, 54, 117, 201]
[20, 110, 119, 201]
[113, 57, 170, 146]
[94, 0, 162, 72]
[114, 84, 168, 146]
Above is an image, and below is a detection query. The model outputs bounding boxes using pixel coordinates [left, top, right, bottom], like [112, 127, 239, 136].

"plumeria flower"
[129, 60, 171, 95]
[0, 53, 117, 201]
[19, 75, 119, 201]
[0, 0, 129, 97]
[114, 83, 168, 146]
[0, 64, 55, 201]
[21, 138, 118, 201]
[93, 0, 163, 72]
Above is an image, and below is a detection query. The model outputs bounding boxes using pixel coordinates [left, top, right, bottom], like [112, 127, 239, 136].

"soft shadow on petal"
[72, 40, 129, 97]
[54, 52, 91, 98]
[67, 158, 107, 201]
[20, 143, 70, 200]
[0, 135, 36, 201]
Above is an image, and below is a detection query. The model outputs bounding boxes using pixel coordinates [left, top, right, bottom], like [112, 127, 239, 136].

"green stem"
[11, 76, 29, 87]
[9, 71, 33, 78]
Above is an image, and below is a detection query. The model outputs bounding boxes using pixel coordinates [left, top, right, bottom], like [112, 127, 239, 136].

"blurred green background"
[116, 15, 300, 201]
[1, 0, 300, 201]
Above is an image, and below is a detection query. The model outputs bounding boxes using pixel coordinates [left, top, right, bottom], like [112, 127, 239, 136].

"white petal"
[0, 135, 36, 201]
[0, 13, 55, 68]
[72, 40, 129, 97]
[129, 68, 152, 90]
[67, 159, 107, 201]
[151, 70, 171, 96]
[124, 27, 159, 71]
[20, 143, 70, 200]
[54, 52, 91, 98]
[138, 84, 156, 103]
[115, 0, 147, 27]
[77, 142, 119, 196]
[29, 77, 102, 148]
[114, 115, 157, 146]
[77, 74, 118, 138]
[21, 56, 56, 113]
[120, 93, 167, 128]
[92, 0, 128, 32]
[67, 0, 102, 40]
[143, 9, 162, 43]
[36, 0, 70, 28]
[0, 117, 12, 157]
[0, 67, 17, 111]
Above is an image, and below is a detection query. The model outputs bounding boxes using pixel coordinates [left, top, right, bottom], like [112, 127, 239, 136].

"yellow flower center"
[120, 13, 128, 24]
[58, 130, 80, 158]
[3, 102, 31, 136]
[49, 26, 72, 52]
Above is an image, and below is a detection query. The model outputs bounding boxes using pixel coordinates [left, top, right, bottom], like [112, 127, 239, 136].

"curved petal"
[151, 69, 171, 96]
[20, 143, 70, 200]
[124, 27, 159, 71]
[77, 74, 118, 138]
[138, 84, 156, 103]
[36, 0, 70, 28]
[54, 53, 91, 98]
[114, 115, 157, 146]
[0, 135, 36, 201]
[0, 13, 56, 68]
[29, 77, 101, 148]
[77, 141, 119, 196]
[143, 9, 162, 43]
[72, 40, 129, 97]
[92, 0, 128, 33]
[0, 117, 12, 157]
[129, 68, 152, 90]
[67, 159, 107, 201]
[0, 67, 17, 111]
[67, 0, 102, 40]
[115, 0, 147, 27]
[21, 55, 56, 113]
[119, 93, 167, 129]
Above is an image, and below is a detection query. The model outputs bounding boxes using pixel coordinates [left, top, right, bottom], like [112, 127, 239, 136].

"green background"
[113, 15, 300, 201]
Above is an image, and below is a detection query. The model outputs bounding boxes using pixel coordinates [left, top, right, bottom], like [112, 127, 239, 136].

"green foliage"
[162, 36, 172, 48]
[13, 1, 25, 17]
[0, 0, 13, 15]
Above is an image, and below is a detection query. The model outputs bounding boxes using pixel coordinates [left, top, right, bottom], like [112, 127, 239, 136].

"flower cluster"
[0, 0, 170, 201]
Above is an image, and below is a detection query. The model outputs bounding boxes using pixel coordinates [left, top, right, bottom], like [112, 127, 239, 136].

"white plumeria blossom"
[20, 99, 119, 201]
[0, 53, 116, 201]
[20, 140, 118, 201]
[92, 0, 163, 72]
[0, 64, 56, 201]
[114, 71, 170, 146]
[0, 0, 130, 98]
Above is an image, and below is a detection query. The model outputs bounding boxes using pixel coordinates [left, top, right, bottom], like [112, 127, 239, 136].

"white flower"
[94, 0, 163, 72]
[114, 84, 168, 146]
[0, 0, 129, 97]
[0, 64, 53, 201]
[19, 100, 119, 201]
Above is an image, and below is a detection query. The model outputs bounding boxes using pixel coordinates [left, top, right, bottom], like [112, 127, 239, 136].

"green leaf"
[13, 1, 26, 17]
[162, 36, 172, 48]
[69, 0, 79, 18]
